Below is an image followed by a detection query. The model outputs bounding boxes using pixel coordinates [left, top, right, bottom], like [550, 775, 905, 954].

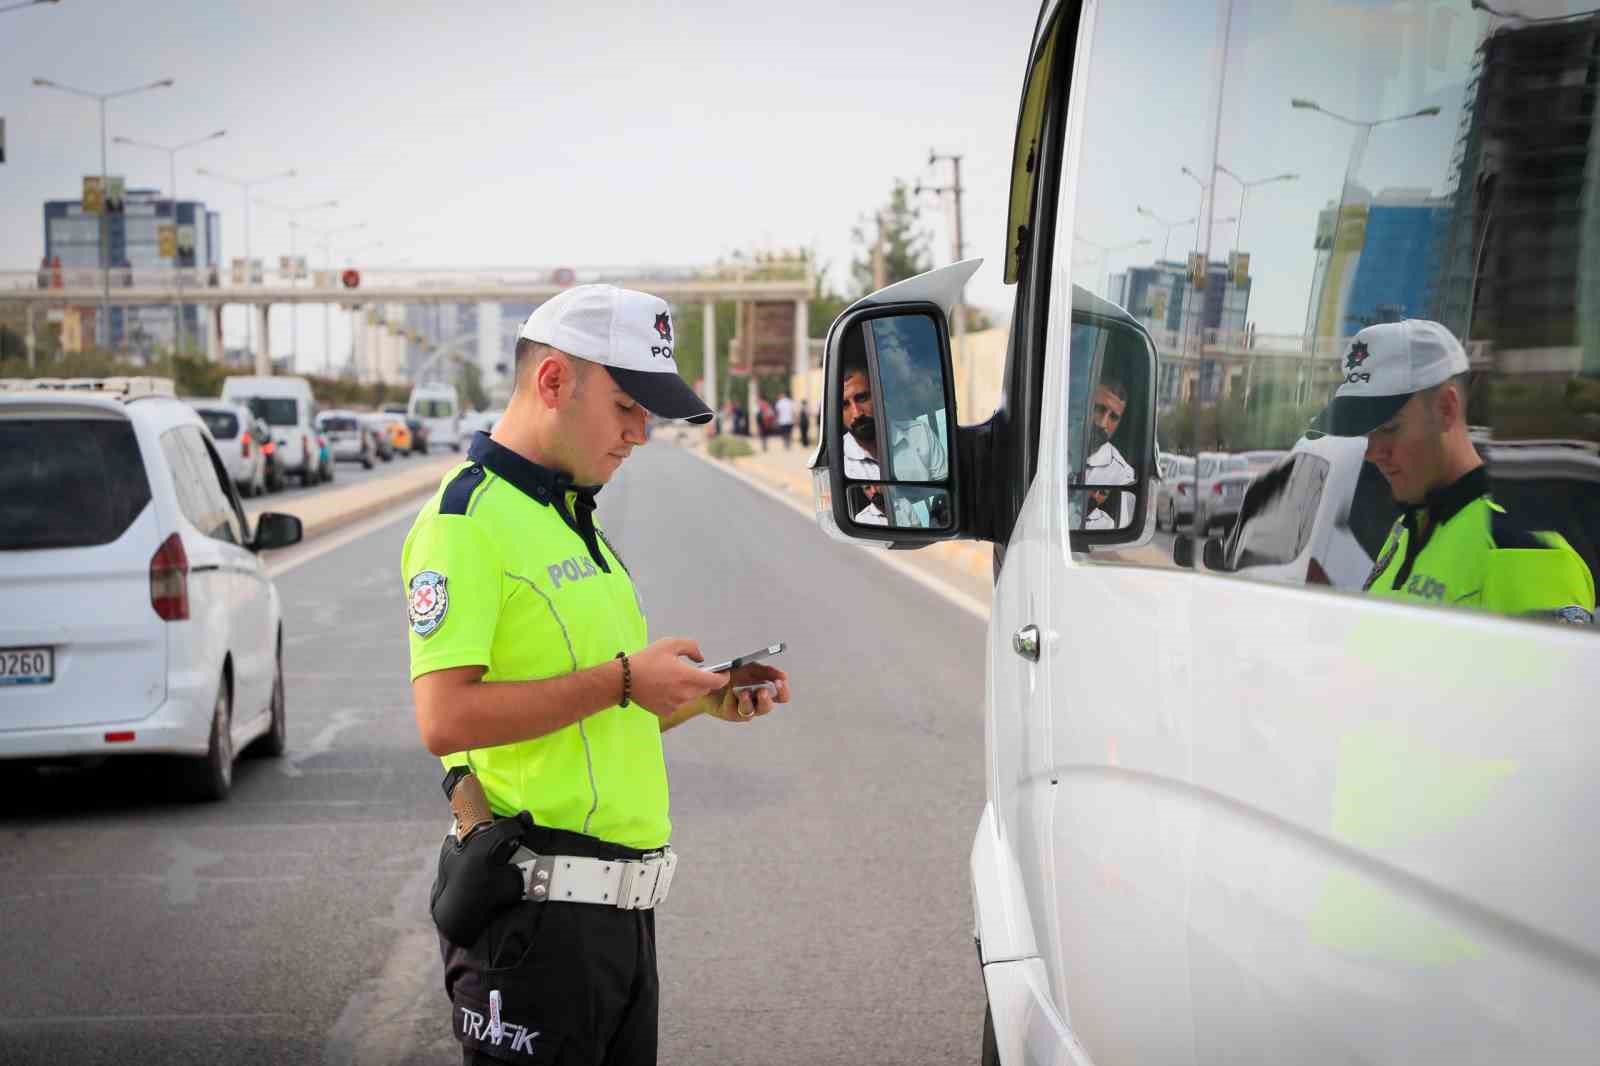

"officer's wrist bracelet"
[614, 651, 631, 707]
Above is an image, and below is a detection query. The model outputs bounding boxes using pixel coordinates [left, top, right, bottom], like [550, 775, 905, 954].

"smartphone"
[705, 642, 785, 674]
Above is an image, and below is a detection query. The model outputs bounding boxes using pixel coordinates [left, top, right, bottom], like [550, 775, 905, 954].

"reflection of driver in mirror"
[854, 483, 887, 526]
[840, 343, 948, 485]
[1081, 376, 1134, 527]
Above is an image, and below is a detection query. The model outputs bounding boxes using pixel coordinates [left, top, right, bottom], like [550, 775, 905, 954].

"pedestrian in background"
[775, 392, 796, 450]
[798, 398, 812, 448]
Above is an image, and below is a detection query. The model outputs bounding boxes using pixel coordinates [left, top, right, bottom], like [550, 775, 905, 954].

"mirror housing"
[252, 512, 303, 552]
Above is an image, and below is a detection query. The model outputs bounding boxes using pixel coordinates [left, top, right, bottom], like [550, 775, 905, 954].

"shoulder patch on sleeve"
[408, 570, 449, 637]
[1490, 510, 1549, 551]
[440, 464, 488, 515]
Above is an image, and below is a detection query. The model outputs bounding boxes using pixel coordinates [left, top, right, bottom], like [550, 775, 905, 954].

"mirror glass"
[1065, 299, 1158, 538]
[1067, 487, 1137, 532]
[839, 313, 953, 488]
[845, 482, 954, 531]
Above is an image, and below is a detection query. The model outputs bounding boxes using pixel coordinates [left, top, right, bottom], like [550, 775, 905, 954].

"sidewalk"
[676, 430, 996, 613]
[244, 454, 461, 541]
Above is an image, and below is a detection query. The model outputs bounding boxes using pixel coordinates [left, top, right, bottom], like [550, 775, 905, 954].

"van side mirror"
[811, 302, 958, 543]
[1064, 296, 1160, 550]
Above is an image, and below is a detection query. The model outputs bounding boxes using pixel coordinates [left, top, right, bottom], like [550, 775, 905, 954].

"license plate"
[0, 646, 54, 686]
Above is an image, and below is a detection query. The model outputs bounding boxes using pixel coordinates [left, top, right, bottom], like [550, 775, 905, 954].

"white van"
[809, 3, 1600, 1062]
[220, 375, 320, 487]
[407, 383, 460, 452]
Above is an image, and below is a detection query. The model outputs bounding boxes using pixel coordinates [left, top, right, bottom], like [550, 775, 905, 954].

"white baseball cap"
[1324, 319, 1470, 436]
[518, 283, 713, 424]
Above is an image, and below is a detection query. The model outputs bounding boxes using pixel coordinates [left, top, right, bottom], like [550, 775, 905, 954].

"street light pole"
[1214, 166, 1297, 258]
[194, 166, 296, 362]
[112, 129, 225, 356]
[1073, 236, 1151, 299]
[1291, 99, 1440, 348]
[32, 76, 175, 350]
[1135, 206, 1196, 263]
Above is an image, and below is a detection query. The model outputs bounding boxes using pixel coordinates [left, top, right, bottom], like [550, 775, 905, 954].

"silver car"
[188, 400, 268, 497]
[1192, 451, 1252, 533]
[315, 409, 374, 469]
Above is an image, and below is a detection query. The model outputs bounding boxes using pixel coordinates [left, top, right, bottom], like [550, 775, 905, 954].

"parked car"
[0, 376, 303, 801]
[1192, 450, 1252, 533]
[1208, 434, 1399, 588]
[187, 399, 266, 498]
[459, 407, 503, 441]
[1154, 453, 1195, 531]
[221, 375, 320, 487]
[406, 417, 430, 455]
[384, 415, 413, 455]
[315, 409, 373, 469]
[359, 413, 394, 461]
[408, 382, 462, 451]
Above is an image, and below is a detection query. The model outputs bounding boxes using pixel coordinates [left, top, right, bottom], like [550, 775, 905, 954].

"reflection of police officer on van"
[1324, 320, 1594, 622]
[404, 285, 792, 1065]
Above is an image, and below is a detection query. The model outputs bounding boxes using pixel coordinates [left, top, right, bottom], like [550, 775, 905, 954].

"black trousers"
[440, 823, 660, 1065]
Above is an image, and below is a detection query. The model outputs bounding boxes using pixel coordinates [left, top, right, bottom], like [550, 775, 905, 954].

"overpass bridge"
[1, 265, 813, 401]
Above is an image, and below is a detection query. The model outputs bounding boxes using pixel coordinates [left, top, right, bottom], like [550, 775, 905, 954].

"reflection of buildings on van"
[1433, 10, 1600, 382]
[1109, 259, 1249, 408]
[1304, 187, 1452, 341]
[43, 187, 222, 357]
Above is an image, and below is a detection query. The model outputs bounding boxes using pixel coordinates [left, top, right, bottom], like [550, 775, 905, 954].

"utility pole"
[917, 150, 969, 408]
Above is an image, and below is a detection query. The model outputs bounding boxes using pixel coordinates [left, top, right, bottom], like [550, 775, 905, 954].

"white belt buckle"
[651, 850, 677, 907]
[619, 856, 658, 911]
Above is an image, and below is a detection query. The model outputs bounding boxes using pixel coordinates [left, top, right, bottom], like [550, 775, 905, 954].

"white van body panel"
[220, 375, 317, 478]
[408, 384, 460, 451]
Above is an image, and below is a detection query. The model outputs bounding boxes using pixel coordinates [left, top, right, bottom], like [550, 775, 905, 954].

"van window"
[1227, 454, 1329, 569]
[319, 415, 360, 433]
[0, 419, 153, 550]
[161, 427, 242, 545]
[1062, 0, 1597, 628]
[413, 398, 455, 418]
[197, 409, 240, 440]
[242, 397, 299, 426]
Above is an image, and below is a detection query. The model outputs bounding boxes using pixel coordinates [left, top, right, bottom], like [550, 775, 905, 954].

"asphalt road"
[263, 443, 460, 505]
[0, 440, 989, 1065]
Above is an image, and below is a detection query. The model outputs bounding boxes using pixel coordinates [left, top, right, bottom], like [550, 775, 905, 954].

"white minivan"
[810, 3, 1600, 1061]
[0, 377, 302, 801]
[220, 374, 320, 487]
[408, 383, 460, 451]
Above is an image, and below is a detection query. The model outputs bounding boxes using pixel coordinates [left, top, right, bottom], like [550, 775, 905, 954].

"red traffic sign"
[341, 269, 361, 289]
[552, 267, 576, 287]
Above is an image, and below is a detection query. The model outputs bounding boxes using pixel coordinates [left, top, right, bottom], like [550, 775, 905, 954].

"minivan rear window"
[197, 409, 240, 440]
[414, 399, 455, 418]
[0, 419, 153, 550]
[241, 397, 299, 426]
[320, 416, 359, 432]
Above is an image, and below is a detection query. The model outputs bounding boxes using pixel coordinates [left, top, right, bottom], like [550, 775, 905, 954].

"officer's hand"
[629, 638, 727, 718]
[705, 663, 790, 724]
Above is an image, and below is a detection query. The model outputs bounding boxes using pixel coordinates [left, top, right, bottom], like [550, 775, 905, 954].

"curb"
[245, 455, 460, 544]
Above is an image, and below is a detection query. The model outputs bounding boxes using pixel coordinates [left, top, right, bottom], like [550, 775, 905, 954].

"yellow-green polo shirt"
[401, 432, 667, 849]
[1364, 466, 1595, 623]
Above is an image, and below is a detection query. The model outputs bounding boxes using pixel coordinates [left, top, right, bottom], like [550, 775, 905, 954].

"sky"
[0, 0, 1042, 367]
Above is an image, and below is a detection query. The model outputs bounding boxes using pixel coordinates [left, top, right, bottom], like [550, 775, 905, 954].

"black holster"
[429, 810, 534, 946]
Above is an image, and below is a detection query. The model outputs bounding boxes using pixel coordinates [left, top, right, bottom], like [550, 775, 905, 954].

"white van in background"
[220, 375, 320, 487]
[408, 383, 460, 452]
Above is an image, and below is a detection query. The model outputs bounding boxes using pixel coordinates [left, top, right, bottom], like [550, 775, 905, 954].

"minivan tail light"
[1307, 557, 1333, 586]
[150, 532, 190, 621]
[240, 431, 252, 458]
[1177, 483, 1189, 496]
[1213, 482, 1224, 496]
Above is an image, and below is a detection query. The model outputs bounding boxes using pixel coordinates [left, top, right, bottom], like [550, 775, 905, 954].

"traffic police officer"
[403, 284, 792, 1065]
[1324, 319, 1594, 621]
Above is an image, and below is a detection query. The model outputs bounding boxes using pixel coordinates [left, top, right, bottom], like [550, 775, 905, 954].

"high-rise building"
[43, 187, 221, 357]
[1112, 258, 1251, 405]
[1433, 12, 1600, 374]
[1303, 186, 1453, 342]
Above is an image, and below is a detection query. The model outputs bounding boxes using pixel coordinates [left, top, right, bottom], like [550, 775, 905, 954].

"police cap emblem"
[408, 570, 449, 638]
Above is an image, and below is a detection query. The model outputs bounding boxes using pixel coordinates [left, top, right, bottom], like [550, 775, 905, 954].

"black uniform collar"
[1417, 464, 1489, 527]
[467, 431, 600, 509]
[466, 432, 609, 573]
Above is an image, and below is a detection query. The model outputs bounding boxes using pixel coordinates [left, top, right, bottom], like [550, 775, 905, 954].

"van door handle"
[1011, 625, 1040, 662]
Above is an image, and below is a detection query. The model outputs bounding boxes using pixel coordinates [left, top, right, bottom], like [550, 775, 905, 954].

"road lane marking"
[280, 708, 377, 778]
[682, 448, 990, 621]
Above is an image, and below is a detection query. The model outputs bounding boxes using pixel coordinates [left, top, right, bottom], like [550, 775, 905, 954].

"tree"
[808, 263, 850, 340]
[850, 180, 932, 298]
[456, 358, 489, 411]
